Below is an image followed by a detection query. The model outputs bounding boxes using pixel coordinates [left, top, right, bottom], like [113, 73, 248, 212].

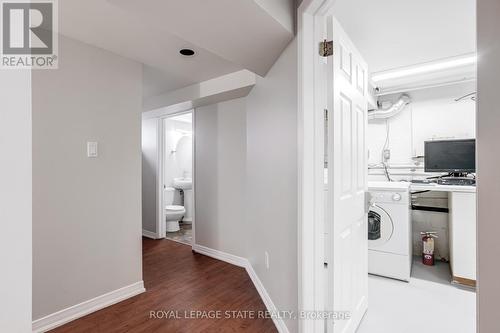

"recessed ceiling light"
[179, 48, 195, 57]
[372, 55, 477, 82]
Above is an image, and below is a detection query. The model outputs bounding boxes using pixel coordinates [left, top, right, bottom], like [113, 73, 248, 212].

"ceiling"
[59, 0, 243, 98]
[169, 113, 193, 124]
[59, 0, 294, 99]
[333, 0, 476, 73]
[109, 0, 294, 76]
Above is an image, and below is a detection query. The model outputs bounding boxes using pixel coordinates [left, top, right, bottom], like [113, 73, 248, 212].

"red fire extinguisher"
[421, 232, 438, 266]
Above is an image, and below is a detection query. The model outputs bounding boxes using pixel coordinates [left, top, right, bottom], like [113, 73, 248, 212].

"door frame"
[143, 107, 196, 247]
[298, 1, 336, 332]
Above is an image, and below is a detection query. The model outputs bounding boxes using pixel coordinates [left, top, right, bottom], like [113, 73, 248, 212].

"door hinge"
[319, 40, 333, 57]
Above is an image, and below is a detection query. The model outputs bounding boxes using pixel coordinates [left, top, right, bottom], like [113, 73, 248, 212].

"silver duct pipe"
[368, 94, 411, 120]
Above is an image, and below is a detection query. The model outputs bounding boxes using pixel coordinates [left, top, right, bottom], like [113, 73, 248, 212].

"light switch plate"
[87, 142, 98, 158]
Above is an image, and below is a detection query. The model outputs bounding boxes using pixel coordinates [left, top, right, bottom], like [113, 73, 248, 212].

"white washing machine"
[368, 181, 412, 281]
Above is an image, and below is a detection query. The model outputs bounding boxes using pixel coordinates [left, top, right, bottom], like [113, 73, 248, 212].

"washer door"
[368, 205, 394, 249]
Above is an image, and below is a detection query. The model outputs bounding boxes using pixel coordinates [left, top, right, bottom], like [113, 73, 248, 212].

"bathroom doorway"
[159, 111, 194, 246]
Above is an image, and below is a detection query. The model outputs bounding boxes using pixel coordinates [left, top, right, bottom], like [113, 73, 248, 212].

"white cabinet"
[449, 192, 476, 286]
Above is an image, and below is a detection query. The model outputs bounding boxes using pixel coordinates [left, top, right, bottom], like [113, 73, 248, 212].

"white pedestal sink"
[173, 178, 193, 223]
[173, 177, 192, 190]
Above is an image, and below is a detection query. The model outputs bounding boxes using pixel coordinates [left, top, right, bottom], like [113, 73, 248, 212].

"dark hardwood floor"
[50, 238, 277, 333]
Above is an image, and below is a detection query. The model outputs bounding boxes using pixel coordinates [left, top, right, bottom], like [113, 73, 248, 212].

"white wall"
[368, 82, 476, 168]
[142, 118, 159, 234]
[32, 36, 143, 319]
[195, 98, 248, 257]
[246, 39, 298, 333]
[254, 0, 295, 32]
[195, 39, 298, 333]
[0, 71, 32, 332]
[164, 119, 192, 190]
[477, 0, 500, 331]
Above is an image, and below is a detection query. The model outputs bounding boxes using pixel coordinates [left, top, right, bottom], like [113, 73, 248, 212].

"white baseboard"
[32, 281, 145, 333]
[192, 243, 289, 333]
[245, 264, 289, 333]
[142, 229, 158, 239]
[192, 244, 247, 267]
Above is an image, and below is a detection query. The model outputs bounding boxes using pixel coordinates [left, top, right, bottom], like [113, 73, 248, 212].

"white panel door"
[325, 13, 369, 333]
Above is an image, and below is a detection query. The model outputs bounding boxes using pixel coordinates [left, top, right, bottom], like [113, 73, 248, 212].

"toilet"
[164, 187, 186, 233]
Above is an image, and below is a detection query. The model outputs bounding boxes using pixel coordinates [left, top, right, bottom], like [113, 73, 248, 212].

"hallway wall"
[0, 70, 32, 332]
[142, 118, 159, 235]
[245, 38, 298, 333]
[477, 0, 500, 331]
[194, 39, 298, 333]
[32, 36, 143, 320]
[195, 98, 248, 258]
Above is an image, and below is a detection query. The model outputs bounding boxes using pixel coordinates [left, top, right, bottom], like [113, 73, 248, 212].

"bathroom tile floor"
[166, 222, 192, 245]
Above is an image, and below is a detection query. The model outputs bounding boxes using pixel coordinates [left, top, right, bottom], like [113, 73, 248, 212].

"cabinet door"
[449, 192, 477, 283]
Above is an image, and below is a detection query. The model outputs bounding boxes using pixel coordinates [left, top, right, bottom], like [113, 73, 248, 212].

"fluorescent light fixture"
[372, 55, 477, 83]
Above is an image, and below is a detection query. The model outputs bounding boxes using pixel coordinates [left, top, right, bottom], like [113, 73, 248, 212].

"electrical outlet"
[265, 251, 270, 270]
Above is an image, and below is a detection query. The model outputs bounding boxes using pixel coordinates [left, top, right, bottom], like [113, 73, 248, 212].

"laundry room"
[328, 0, 477, 331]
[367, 81, 476, 285]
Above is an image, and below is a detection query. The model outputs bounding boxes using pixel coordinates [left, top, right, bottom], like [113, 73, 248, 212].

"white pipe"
[368, 94, 411, 120]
